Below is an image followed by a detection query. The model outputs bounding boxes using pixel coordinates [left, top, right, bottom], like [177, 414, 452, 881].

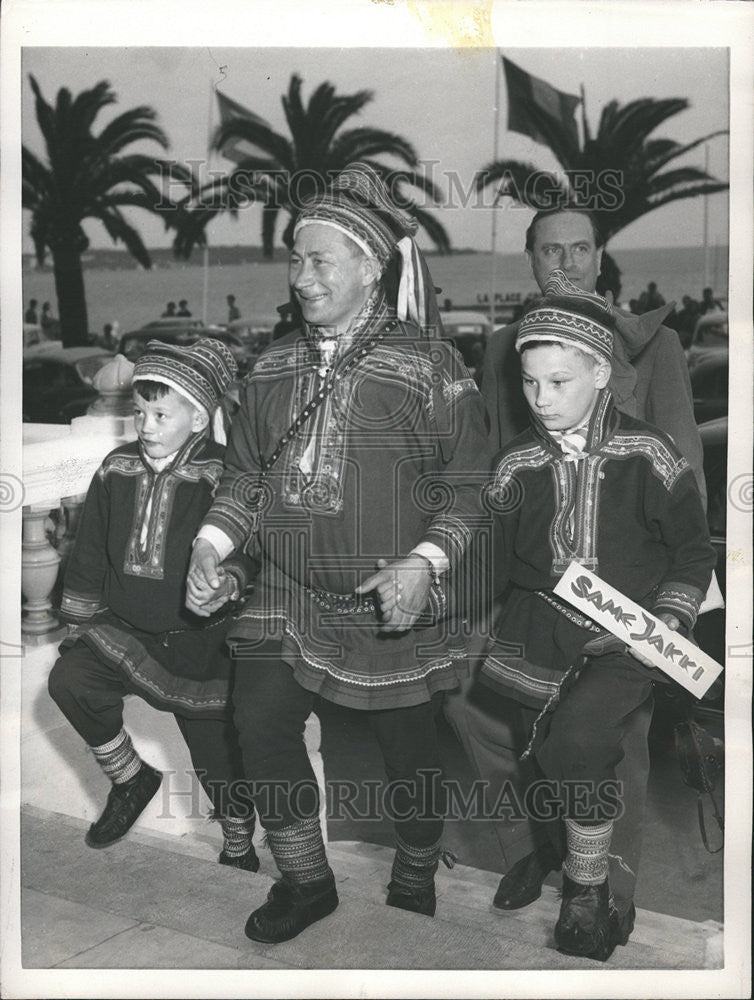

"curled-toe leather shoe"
[219, 846, 260, 872]
[244, 871, 338, 943]
[386, 881, 437, 917]
[609, 900, 636, 951]
[555, 874, 612, 960]
[493, 841, 561, 910]
[85, 763, 162, 849]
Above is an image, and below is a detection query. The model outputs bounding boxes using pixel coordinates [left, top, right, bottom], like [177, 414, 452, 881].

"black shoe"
[555, 874, 612, 961]
[219, 846, 260, 873]
[386, 880, 437, 917]
[609, 900, 636, 950]
[244, 871, 338, 943]
[493, 842, 561, 910]
[85, 763, 162, 849]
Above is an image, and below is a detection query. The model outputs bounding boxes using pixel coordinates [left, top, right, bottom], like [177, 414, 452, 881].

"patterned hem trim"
[482, 656, 561, 700]
[232, 609, 465, 689]
[83, 627, 230, 712]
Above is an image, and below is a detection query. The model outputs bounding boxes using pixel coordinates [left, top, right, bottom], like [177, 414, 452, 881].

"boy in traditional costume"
[49, 339, 259, 870]
[481, 271, 715, 959]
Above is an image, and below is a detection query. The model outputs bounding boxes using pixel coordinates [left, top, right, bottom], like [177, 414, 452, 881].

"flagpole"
[488, 52, 502, 331]
[202, 81, 214, 327]
[703, 143, 711, 290]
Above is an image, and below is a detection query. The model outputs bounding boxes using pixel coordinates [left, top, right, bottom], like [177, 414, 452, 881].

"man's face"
[133, 388, 206, 459]
[289, 224, 378, 334]
[528, 212, 603, 292]
[521, 343, 609, 431]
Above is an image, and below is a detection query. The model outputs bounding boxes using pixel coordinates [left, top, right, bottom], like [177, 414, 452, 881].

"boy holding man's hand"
[49, 339, 259, 868]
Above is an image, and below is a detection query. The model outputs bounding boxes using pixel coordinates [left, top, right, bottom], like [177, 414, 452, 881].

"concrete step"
[21, 806, 722, 971]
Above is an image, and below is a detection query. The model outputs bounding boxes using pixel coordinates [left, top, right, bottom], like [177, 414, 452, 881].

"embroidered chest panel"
[489, 442, 607, 575]
[101, 453, 222, 579]
[251, 341, 473, 516]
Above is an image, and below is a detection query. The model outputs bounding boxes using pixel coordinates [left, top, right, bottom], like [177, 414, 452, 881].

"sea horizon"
[23, 243, 729, 337]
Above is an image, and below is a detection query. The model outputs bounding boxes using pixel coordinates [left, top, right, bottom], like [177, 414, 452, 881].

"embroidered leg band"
[90, 728, 142, 785]
[266, 816, 330, 884]
[390, 834, 441, 890]
[563, 819, 613, 885]
[220, 816, 255, 859]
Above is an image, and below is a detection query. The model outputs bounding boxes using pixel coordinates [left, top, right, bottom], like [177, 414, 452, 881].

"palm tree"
[475, 97, 728, 298]
[23, 76, 194, 347]
[174, 74, 450, 260]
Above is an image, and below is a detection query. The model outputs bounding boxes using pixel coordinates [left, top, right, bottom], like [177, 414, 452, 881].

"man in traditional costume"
[186, 163, 492, 942]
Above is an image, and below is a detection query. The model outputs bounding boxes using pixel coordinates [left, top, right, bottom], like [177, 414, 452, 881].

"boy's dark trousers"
[445, 627, 654, 917]
[49, 642, 251, 819]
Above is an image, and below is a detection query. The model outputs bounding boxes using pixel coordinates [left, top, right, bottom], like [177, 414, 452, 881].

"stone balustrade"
[22, 356, 136, 644]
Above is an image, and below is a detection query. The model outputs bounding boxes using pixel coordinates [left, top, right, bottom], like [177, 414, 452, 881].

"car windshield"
[75, 355, 113, 385]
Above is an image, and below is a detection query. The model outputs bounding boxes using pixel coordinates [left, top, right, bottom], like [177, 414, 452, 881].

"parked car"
[118, 324, 253, 374]
[686, 311, 728, 370]
[225, 315, 277, 368]
[441, 310, 492, 382]
[23, 345, 114, 423]
[690, 353, 729, 423]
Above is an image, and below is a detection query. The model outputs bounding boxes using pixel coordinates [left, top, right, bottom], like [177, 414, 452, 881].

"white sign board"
[553, 562, 723, 699]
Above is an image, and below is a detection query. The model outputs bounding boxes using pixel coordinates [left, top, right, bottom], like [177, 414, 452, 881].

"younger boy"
[481, 271, 716, 960]
[49, 338, 259, 869]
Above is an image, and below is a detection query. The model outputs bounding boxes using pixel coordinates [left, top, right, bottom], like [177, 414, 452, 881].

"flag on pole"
[215, 90, 272, 164]
[502, 56, 580, 148]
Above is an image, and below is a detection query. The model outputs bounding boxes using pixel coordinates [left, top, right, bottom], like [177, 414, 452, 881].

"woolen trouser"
[444, 622, 654, 917]
[232, 646, 445, 847]
[49, 641, 250, 818]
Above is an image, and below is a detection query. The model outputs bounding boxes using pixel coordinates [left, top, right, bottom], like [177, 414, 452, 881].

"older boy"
[49, 339, 259, 869]
[481, 271, 715, 960]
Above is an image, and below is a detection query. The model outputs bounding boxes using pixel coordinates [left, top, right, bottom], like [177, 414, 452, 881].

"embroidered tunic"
[201, 295, 493, 710]
[60, 431, 256, 717]
[481, 390, 716, 709]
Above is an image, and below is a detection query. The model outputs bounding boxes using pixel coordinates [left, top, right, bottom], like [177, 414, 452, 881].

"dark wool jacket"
[480, 390, 716, 709]
[202, 294, 493, 711]
[59, 431, 256, 717]
[480, 302, 707, 507]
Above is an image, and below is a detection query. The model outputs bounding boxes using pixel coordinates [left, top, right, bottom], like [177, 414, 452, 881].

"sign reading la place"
[554, 562, 724, 700]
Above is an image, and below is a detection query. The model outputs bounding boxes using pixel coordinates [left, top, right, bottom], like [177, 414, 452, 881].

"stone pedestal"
[21, 505, 64, 643]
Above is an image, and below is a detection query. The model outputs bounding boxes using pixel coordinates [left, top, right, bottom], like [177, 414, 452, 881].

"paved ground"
[20, 806, 722, 972]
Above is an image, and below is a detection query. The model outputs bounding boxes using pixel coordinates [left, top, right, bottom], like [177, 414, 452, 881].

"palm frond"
[328, 127, 418, 170]
[93, 206, 152, 268]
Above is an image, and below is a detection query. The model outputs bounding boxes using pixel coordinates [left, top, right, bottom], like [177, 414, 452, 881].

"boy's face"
[133, 388, 206, 459]
[521, 344, 610, 432]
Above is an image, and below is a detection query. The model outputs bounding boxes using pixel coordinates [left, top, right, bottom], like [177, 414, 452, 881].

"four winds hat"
[515, 269, 615, 364]
[132, 337, 238, 443]
[293, 162, 442, 332]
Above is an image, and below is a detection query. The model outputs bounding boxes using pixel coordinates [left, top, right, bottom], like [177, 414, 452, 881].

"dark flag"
[502, 56, 581, 148]
[215, 90, 272, 164]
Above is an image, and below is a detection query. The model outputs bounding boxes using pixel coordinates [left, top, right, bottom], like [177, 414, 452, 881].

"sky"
[19, 44, 730, 257]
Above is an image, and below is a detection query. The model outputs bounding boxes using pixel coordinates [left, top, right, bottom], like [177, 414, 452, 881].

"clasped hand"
[186, 539, 234, 617]
[356, 555, 433, 633]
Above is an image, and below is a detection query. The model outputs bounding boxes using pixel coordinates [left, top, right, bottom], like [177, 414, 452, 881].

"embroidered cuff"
[60, 590, 101, 623]
[222, 561, 248, 601]
[652, 582, 705, 630]
[421, 515, 473, 568]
